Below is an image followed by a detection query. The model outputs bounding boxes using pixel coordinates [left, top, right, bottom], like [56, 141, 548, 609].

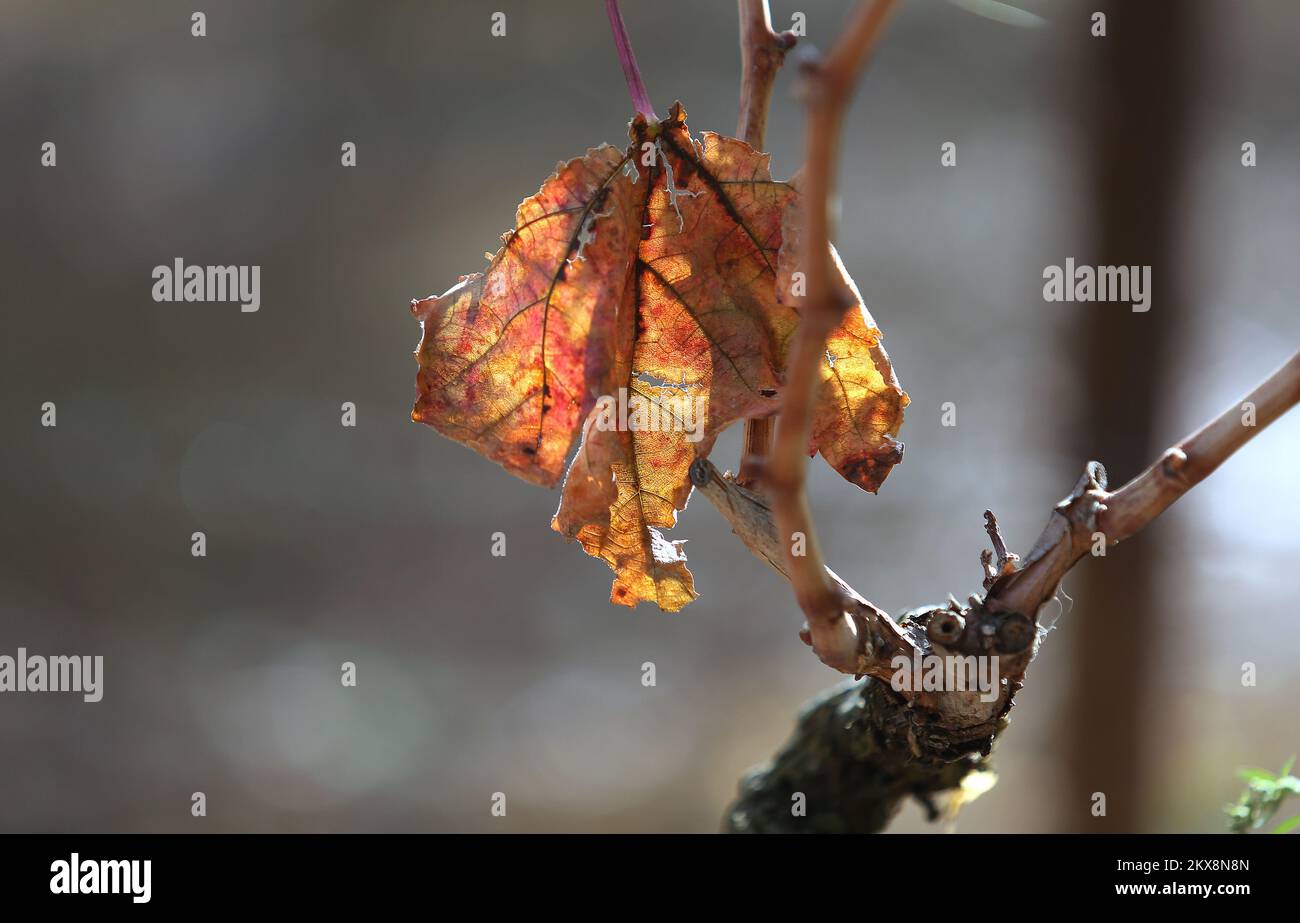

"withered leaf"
[776, 185, 908, 492]
[412, 103, 906, 611]
[412, 144, 641, 486]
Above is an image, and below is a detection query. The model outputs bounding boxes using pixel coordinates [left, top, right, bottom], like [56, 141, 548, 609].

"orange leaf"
[553, 385, 709, 612]
[776, 187, 909, 492]
[412, 103, 906, 610]
[411, 144, 642, 487]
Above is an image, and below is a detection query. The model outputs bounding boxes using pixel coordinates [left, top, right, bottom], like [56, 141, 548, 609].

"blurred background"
[1, 0, 1297, 833]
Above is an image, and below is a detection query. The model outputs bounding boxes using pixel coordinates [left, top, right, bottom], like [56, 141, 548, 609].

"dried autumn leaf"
[411, 145, 642, 487]
[776, 185, 908, 492]
[553, 383, 712, 612]
[411, 103, 907, 611]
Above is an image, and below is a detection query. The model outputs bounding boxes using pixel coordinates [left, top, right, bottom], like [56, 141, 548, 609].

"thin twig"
[735, 0, 797, 487]
[981, 509, 1018, 590]
[764, 0, 899, 673]
[736, 0, 797, 148]
[1100, 349, 1300, 542]
[989, 349, 1300, 627]
[604, 0, 657, 120]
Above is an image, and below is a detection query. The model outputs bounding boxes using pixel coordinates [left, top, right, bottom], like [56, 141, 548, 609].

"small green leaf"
[1237, 767, 1276, 784]
[1271, 815, 1300, 835]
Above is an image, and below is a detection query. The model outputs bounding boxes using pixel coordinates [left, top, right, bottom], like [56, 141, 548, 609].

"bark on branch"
[762, 0, 899, 675]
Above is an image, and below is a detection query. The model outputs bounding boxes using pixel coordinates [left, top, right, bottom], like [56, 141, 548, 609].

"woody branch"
[704, 336, 1300, 686]
[988, 348, 1300, 624]
[714, 0, 1300, 680]
[715, 0, 1300, 835]
[761, 0, 901, 674]
[736, 0, 797, 487]
[736, 0, 797, 148]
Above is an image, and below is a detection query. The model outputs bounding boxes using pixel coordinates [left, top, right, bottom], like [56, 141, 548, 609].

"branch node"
[688, 457, 712, 488]
[1160, 446, 1190, 484]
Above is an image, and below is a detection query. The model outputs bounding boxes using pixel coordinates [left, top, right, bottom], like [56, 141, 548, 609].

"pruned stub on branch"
[684, 468, 1023, 828]
[702, 456, 1118, 833]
